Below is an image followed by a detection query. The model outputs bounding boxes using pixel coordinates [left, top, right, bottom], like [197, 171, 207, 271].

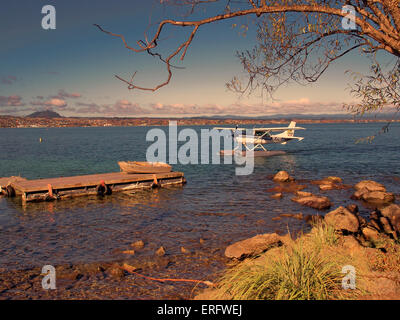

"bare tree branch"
[95, 0, 400, 92]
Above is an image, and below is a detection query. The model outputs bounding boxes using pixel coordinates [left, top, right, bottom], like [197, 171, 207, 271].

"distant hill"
[26, 110, 62, 118]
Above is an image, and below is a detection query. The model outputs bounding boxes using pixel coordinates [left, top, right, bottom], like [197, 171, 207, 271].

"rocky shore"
[1, 171, 399, 300]
[196, 172, 400, 300]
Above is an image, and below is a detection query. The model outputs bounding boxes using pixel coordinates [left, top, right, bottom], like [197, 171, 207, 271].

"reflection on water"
[0, 123, 399, 297]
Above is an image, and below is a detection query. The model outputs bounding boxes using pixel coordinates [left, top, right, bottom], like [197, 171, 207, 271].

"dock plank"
[11, 172, 183, 193]
[0, 176, 28, 188]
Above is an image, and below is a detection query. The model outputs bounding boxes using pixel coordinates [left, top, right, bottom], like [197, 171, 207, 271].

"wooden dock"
[1, 171, 185, 203]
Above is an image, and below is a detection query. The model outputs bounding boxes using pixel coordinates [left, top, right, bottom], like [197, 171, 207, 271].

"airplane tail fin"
[286, 121, 296, 137]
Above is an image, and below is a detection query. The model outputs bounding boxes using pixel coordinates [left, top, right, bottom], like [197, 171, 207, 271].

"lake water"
[0, 122, 399, 298]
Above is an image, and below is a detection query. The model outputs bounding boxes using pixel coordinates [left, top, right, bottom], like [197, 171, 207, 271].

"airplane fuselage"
[236, 135, 293, 145]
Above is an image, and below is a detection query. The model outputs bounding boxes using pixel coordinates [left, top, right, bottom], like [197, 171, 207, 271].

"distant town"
[0, 111, 398, 128]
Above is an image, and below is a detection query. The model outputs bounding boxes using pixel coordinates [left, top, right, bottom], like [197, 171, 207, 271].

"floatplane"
[214, 121, 305, 157]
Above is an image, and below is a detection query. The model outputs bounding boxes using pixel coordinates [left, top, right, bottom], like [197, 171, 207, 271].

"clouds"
[28, 89, 83, 111]
[0, 85, 347, 116]
[32, 98, 68, 108]
[0, 95, 25, 107]
[72, 100, 144, 116]
[72, 102, 102, 114]
[54, 89, 81, 99]
[110, 100, 144, 115]
[144, 99, 344, 116]
[1, 75, 18, 85]
[65, 97, 345, 117]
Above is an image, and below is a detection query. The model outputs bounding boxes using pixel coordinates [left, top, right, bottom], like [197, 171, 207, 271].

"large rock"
[341, 235, 363, 254]
[369, 209, 396, 238]
[354, 180, 386, 192]
[361, 191, 395, 205]
[273, 171, 294, 182]
[362, 226, 380, 242]
[381, 204, 400, 234]
[225, 233, 282, 260]
[291, 195, 332, 210]
[324, 206, 360, 233]
[352, 180, 394, 205]
[296, 191, 313, 197]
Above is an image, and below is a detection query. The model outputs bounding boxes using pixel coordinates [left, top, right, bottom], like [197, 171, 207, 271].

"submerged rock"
[324, 176, 343, 183]
[319, 183, 335, 191]
[291, 195, 332, 210]
[355, 180, 386, 192]
[273, 171, 294, 182]
[180, 246, 191, 254]
[156, 246, 166, 256]
[122, 250, 135, 255]
[280, 213, 303, 220]
[324, 206, 359, 233]
[267, 182, 307, 194]
[311, 176, 349, 191]
[131, 240, 145, 249]
[271, 193, 283, 199]
[225, 233, 282, 260]
[296, 191, 313, 197]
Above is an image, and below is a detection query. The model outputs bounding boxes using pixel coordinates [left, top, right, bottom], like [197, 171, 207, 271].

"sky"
[0, 0, 390, 117]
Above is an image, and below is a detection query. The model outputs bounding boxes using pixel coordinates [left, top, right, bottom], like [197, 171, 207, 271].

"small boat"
[118, 161, 172, 174]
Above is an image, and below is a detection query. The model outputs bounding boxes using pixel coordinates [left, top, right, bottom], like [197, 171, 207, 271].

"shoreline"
[196, 173, 400, 300]
[1, 172, 399, 300]
[0, 116, 399, 128]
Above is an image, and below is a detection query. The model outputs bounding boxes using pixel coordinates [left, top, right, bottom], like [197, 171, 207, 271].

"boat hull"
[118, 161, 172, 174]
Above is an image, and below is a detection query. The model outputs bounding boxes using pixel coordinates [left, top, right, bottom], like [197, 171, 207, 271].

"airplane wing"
[213, 127, 247, 131]
[254, 126, 305, 131]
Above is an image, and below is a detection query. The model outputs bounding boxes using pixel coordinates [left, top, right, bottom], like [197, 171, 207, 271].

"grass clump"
[218, 241, 344, 299]
[309, 222, 339, 248]
[215, 222, 364, 300]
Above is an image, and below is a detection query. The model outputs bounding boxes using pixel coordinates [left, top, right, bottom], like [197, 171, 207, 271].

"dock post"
[152, 174, 161, 188]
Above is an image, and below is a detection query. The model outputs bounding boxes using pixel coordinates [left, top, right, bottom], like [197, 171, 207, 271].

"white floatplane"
[214, 121, 305, 156]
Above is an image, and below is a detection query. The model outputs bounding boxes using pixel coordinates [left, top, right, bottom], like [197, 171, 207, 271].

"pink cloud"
[31, 98, 67, 108]
[0, 95, 25, 107]
[107, 100, 144, 115]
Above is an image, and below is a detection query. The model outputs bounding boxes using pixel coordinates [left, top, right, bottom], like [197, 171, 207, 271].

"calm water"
[0, 123, 399, 296]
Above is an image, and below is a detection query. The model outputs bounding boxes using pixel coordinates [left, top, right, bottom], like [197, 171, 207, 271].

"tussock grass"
[308, 222, 339, 248]
[216, 223, 361, 300]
